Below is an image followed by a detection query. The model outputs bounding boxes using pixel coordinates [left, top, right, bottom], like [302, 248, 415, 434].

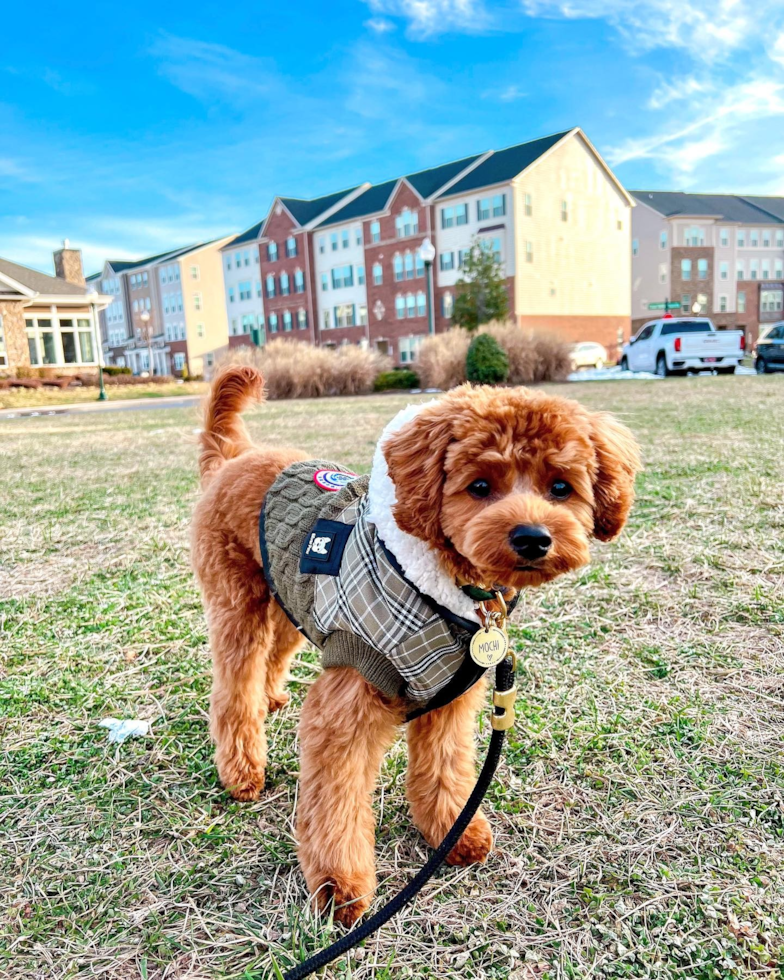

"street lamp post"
[139, 310, 154, 376]
[419, 237, 436, 336]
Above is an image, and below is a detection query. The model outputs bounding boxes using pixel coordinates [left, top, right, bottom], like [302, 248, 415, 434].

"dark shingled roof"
[406, 153, 483, 199]
[742, 196, 784, 222]
[222, 220, 264, 250]
[0, 256, 89, 296]
[633, 191, 784, 224]
[279, 187, 360, 227]
[439, 131, 572, 197]
[105, 241, 217, 274]
[317, 180, 398, 228]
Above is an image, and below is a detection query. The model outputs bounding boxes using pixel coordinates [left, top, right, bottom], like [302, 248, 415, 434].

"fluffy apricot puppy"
[191, 366, 640, 925]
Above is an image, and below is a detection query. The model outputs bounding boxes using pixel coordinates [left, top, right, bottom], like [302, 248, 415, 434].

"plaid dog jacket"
[259, 459, 489, 718]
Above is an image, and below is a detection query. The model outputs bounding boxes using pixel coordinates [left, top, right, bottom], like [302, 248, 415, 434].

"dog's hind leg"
[406, 677, 493, 866]
[206, 542, 275, 802]
[264, 601, 307, 713]
[296, 667, 403, 926]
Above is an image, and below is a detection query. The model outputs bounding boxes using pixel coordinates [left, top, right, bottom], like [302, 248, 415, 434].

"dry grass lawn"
[1, 376, 783, 979]
[0, 381, 208, 411]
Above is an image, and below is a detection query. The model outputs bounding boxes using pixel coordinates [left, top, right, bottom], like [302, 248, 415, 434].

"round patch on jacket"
[313, 469, 358, 492]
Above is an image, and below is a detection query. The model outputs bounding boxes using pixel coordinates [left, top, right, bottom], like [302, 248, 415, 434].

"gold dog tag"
[469, 625, 509, 667]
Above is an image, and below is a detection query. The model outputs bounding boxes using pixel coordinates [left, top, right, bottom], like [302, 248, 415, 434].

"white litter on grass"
[99, 718, 151, 743]
[568, 367, 661, 382]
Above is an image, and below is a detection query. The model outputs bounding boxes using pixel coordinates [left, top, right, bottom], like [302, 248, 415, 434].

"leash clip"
[491, 683, 517, 730]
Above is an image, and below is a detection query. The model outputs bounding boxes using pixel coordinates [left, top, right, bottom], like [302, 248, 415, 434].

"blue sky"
[2, 0, 783, 274]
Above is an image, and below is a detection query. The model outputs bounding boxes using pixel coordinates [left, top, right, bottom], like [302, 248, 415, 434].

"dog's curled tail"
[199, 364, 264, 484]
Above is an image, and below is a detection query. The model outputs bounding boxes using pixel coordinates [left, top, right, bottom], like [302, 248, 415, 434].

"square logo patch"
[300, 519, 353, 576]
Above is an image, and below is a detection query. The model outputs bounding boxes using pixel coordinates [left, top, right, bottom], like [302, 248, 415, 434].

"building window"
[334, 303, 355, 327]
[355, 227, 362, 246]
[279, 272, 290, 296]
[442, 292, 453, 318]
[720, 261, 728, 280]
[416, 252, 425, 277]
[266, 274, 276, 297]
[25, 315, 96, 366]
[776, 259, 783, 279]
[750, 259, 759, 280]
[190, 264, 200, 280]
[737, 230, 746, 247]
[321, 273, 328, 292]
[737, 290, 746, 313]
[268, 313, 278, 333]
[323, 310, 331, 330]
[440, 252, 455, 272]
[525, 241, 533, 263]
[395, 295, 405, 319]
[697, 258, 708, 280]
[241, 314, 255, 333]
[268, 242, 278, 261]
[370, 220, 380, 244]
[681, 258, 692, 281]
[399, 335, 422, 364]
[660, 230, 668, 249]
[243, 250, 250, 266]
[235, 255, 242, 270]
[406, 294, 416, 318]
[297, 310, 308, 330]
[750, 230, 759, 247]
[396, 209, 419, 237]
[404, 252, 414, 280]
[358, 304, 368, 326]
[416, 291, 426, 317]
[763, 289, 784, 313]
[286, 236, 297, 258]
[358, 265, 365, 285]
[719, 295, 727, 313]
[737, 262, 744, 280]
[524, 193, 532, 217]
[560, 200, 568, 222]
[720, 228, 729, 247]
[174, 352, 186, 372]
[373, 263, 383, 286]
[441, 204, 468, 229]
[762, 260, 770, 279]
[319, 236, 326, 254]
[330, 233, 338, 252]
[294, 269, 305, 293]
[239, 281, 252, 301]
[680, 294, 690, 313]
[394, 254, 404, 282]
[477, 198, 491, 221]
[340, 230, 349, 250]
[632, 238, 639, 257]
[226, 287, 234, 306]
[763, 231, 771, 248]
[197, 322, 204, 338]
[685, 226, 704, 246]
[332, 265, 353, 288]
[482, 237, 502, 264]
[256, 280, 262, 298]
[194, 292, 202, 311]
[283, 311, 293, 332]
[659, 263, 667, 284]
[777, 231, 784, 248]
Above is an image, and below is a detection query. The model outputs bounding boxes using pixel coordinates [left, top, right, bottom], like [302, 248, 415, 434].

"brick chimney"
[53, 239, 85, 286]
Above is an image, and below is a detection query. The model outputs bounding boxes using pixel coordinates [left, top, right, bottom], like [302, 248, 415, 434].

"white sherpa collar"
[366, 400, 481, 624]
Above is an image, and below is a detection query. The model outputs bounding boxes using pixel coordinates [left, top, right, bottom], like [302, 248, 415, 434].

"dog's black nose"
[510, 524, 552, 562]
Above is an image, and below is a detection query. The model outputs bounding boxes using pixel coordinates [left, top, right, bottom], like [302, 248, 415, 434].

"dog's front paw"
[216, 750, 266, 801]
[310, 872, 375, 926]
[446, 812, 493, 866]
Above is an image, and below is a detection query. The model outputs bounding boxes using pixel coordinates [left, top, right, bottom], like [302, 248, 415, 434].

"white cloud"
[365, 16, 396, 33]
[363, 0, 489, 36]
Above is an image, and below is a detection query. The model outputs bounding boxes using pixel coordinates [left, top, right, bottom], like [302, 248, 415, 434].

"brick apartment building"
[0, 244, 111, 375]
[631, 191, 784, 344]
[90, 236, 233, 376]
[225, 128, 634, 365]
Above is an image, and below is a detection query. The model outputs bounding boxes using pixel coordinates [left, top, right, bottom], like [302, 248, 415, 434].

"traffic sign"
[648, 301, 681, 310]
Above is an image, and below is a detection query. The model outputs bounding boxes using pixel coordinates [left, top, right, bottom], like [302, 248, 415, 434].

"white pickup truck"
[621, 318, 746, 376]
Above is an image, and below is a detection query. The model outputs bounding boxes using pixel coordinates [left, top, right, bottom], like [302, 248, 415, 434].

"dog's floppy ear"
[382, 408, 454, 547]
[589, 412, 641, 541]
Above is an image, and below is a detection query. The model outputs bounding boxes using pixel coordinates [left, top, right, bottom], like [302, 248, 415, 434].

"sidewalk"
[0, 394, 203, 420]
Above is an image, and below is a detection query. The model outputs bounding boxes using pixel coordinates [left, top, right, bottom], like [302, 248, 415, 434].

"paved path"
[0, 394, 202, 421]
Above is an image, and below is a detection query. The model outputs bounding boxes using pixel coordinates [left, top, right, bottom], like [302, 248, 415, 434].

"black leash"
[283, 656, 517, 980]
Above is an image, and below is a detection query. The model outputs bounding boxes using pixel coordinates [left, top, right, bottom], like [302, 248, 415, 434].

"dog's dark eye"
[467, 479, 492, 499]
[550, 480, 573, 499]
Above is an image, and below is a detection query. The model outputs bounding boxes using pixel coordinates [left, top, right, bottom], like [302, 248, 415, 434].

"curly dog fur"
[191, 364, 640, 924]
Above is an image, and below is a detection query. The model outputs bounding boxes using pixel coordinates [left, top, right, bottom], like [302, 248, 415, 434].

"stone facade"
[53, 247, 85, 286]
[0, 300, 29, 373]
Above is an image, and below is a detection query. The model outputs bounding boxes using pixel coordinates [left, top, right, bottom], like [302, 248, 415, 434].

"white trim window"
[370, 221, 380, 244]
[632, 238, 639, 257]
[719, 295, 728, 313]
[660, 230, 668, 249]
[720, 261, 728, 281]
[25, 314, 96, 366]
[736, 261, 745, 280]
[194, 292, 203, 311]
[372, 262, 383, 286]
[399, 335, 422, 364]
[720, 228, 729, 247]
[441, 291, 453, 318]
[440, 204, 467, 229]
[684, 226, 704, 246]
[395, 209, 419, 238]
[659, 263, 667, 284]
[190, 264, 200, 280]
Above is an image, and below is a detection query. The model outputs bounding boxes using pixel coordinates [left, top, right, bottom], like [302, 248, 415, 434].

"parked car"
[754, 322, 784, 373]
[569, 341, 608, 370]
[620, 318, 745, 377]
